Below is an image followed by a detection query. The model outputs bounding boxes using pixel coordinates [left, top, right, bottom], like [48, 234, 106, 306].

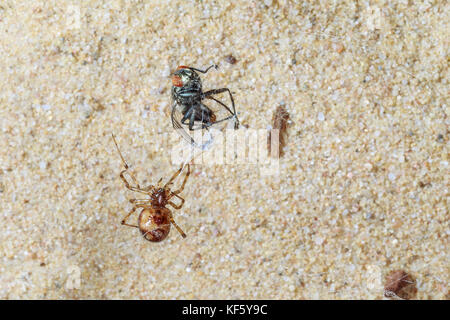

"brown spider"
[112, 134, 190, 242]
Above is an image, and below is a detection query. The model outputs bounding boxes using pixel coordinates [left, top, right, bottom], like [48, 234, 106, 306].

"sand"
[0, 1, 448, 299]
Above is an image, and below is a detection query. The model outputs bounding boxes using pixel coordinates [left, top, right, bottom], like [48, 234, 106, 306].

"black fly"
[171, 65, 239, 148]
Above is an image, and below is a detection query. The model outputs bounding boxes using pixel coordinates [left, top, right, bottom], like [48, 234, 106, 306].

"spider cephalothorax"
[150, 187, 170, 207]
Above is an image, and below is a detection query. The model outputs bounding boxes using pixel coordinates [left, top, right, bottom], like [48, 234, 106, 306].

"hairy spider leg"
[121, 206, 139, 228]
[169, 214, 187, 238]
[164, 164, 190, 189]
[112, 134, 149, 195]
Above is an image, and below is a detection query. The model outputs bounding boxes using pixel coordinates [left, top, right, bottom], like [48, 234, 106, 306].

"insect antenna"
[111, 133, 129, 169]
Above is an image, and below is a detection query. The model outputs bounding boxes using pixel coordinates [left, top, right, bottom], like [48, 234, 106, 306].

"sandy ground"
[0, 1, 448, 299]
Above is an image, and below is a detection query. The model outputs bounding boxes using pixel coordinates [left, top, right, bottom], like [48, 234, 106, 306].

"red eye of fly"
[176, 65, 188, 70]
[172, 75, 183, 87]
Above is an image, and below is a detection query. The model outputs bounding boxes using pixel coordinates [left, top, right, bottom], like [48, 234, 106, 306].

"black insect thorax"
[171, 69, 203, 105]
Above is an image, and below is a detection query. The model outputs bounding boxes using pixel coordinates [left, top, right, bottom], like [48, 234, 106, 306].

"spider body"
[138, 207, 171, 242]
[135, 187, 172, 242]
[170, 64, 239, 147]
[112, 134, 191, 242]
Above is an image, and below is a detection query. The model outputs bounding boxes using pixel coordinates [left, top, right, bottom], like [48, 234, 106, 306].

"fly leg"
[188, 64, 218, 74]
[203, 88, 239, 129]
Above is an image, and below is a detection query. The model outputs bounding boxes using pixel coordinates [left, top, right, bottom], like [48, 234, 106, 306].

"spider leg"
[129, 198, 151, 205]
[170, 163, 190, 195]
[168, 194, 185, 209]
[166, 165, 190, 209]
[164, 163, 189, 189]
[142, 185, 155, 192]
[118, 170, 148, 194]
[121, 206, 139, 228]
[169, 213, 186, 238]
[112, 134, 149, 195]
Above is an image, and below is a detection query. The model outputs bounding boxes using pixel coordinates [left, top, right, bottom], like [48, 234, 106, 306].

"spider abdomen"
[138, 207, 171, 242]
